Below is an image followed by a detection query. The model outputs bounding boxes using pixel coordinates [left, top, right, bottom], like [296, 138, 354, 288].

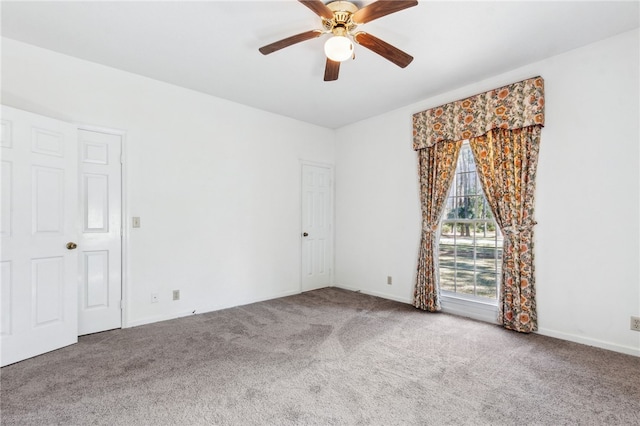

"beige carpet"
[1, 287, 639, 425]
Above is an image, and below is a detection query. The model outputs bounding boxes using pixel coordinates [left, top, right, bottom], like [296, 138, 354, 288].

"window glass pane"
[475, 247, 496, 274]
[440, 222, 456, 241]
[471, 196, 483, 219]
[476, 273, 498, 298]
[439, 242, 455, 269]
[470, 221, 482, 243]
[459, 172, 474, 196]
[469, 172, 477, 195]
[456, 224, 474, 245]
[439, 141, 502, 301]
[444, 197, 457, 220]
[440, 267, 456, 293]
[453, 197, 463, 219]
[455, 245, 474, 272]
[460, 196, 472, 219]
[454, 270, 475, 296]
[459, 144, 475, 172]
[486, 201, 495, 220]
[440, 223, 455, 239]
[476, 229, 498, 247]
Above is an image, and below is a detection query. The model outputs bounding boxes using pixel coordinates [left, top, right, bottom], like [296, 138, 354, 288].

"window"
[439, 142, 502, 301]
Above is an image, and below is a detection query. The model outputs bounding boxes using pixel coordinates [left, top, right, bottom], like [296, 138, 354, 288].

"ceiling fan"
[259, 0, 418, 81]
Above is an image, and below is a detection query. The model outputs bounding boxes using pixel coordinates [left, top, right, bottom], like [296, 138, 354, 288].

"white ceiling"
[2, 1, 638, 129]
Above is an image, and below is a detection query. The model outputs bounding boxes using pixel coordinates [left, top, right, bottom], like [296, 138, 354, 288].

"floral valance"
[412, 76, 544, 150]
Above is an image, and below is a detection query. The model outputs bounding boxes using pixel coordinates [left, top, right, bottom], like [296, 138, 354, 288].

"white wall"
[1, 38, 335, 327]
[3, 29, 639, 357]
[335, 29, 640, 356]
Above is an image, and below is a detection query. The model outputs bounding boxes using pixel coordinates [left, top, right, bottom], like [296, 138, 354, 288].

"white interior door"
[301, 163, 333, 291]
[1, 105, 78, 367]
[78, 129, 122, 336]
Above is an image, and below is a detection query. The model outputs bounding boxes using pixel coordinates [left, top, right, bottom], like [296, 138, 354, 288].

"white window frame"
[438, 141, 500, 324]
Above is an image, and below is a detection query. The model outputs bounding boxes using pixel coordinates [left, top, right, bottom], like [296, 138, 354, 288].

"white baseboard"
[333, 284, 413, 304]
[125, 310, 196, 328]
[537, 327, 640, 357]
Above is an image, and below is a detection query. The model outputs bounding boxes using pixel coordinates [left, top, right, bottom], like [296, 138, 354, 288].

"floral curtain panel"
[469, 127, 540, 333]
[414, 140, 462, 312]
[412, 77, 544, 333]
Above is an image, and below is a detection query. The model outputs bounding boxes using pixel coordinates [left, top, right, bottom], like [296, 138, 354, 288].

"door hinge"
[120, 300, 124, 310]
[120, 154, 124, 164]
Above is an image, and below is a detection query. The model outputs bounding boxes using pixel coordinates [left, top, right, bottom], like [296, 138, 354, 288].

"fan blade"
[259, 30, 323, 55]
[324, 59, 340, 81]
[353, 32, 413, 68]
[352, 0, 418, 24]
[298, 0, 334, 20]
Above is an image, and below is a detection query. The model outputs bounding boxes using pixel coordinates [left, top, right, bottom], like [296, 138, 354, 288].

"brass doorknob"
[66, 242, 78, 250]
[302, 232, 309, 237]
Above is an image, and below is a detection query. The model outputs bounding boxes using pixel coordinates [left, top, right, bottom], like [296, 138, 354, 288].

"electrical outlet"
[631, 316, 640, 332]
[173, 290, 180, 301]
[151, 292, 159, 303]
[387, 276, 392, 285]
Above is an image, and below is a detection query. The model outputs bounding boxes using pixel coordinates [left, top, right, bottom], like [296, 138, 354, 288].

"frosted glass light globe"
[324, 36, 353, 62]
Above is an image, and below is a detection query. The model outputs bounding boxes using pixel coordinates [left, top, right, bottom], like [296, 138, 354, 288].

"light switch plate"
[132, 217, 141, 228]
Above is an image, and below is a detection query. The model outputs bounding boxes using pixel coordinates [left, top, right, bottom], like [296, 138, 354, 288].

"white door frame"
[299, 160, 335, 292]
[76, 124, 128, 329]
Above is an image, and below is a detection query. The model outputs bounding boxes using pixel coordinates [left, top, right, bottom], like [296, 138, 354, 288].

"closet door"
[78, 129, 122, 335]
[301, 163, 333, 291]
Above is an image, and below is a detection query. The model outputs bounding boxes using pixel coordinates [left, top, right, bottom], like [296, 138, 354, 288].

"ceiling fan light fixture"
[324, 35, 353, 62]
[258, 0, 418, 81]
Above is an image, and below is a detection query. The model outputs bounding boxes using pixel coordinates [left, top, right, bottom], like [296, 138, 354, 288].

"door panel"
[32, 256, 64, 325]
[32, 127, 65, 156]
[84, 250, 109, 308]
[1, 261, 12, 335]
[32, 166, 65, 233]
[301, 164, 333, 291]
[1, 105, 78, 367]
[84, 174, 109, 232]
[1, 160, 12, 236]
[78, 129, 122, 336]
[1, 119, 13, 148]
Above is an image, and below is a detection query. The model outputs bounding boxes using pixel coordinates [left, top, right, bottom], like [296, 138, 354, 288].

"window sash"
[439, 142, 502, 301]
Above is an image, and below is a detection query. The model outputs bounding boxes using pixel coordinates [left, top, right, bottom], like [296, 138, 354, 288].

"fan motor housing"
[323, 1, 358, 33]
